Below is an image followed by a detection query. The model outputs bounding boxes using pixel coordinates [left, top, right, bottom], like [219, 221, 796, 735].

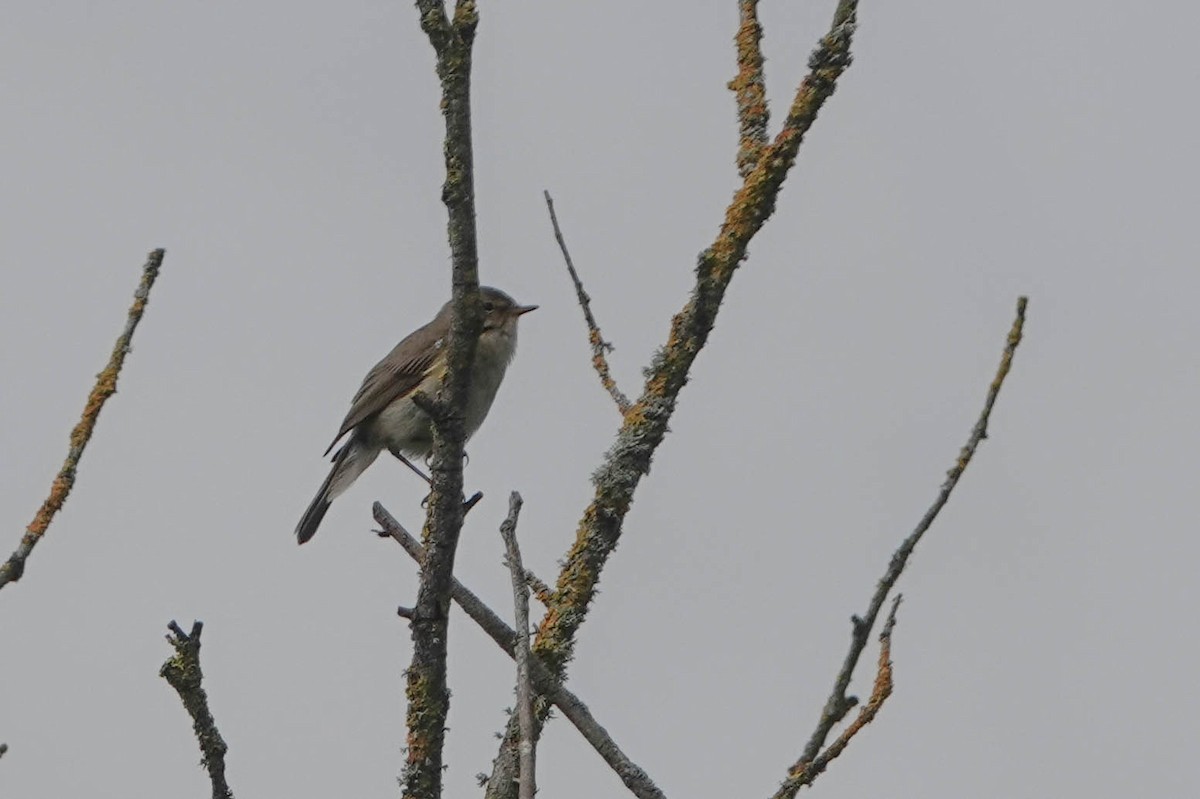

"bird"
[296, 286, 536, 544]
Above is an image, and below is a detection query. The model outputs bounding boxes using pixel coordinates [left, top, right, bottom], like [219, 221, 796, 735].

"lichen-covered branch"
[0, 249, 166, 591]
[543, 191, 631, 414]
[730, 0, 770, 177]
[375, 503, 667, 799]
[403, 3, 484, 798]
[778, 297, 1028, 793]
[523, 566, 553, 607]
[160, 621, 234, 799]
[485, 5, 861, 794]
[499, 493, 536, 799]
[773, 597, 902, 797]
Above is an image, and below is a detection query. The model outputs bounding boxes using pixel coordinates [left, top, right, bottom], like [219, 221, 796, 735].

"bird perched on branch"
[296, 286, 536, 544]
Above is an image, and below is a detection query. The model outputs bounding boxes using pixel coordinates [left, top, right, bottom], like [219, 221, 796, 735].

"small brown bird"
[296, 286, 536, 544]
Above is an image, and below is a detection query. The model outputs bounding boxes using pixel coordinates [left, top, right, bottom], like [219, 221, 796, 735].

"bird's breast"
[464, 329, 517, 436]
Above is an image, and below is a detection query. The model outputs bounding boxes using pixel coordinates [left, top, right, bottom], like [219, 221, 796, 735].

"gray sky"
[2, 1, 1197, 797]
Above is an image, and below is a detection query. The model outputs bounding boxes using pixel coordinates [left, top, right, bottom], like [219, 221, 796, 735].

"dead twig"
[774, 597, 902, 796]
[1, 249, 166, 590]
[776, 297, 1028, 796]
[730, 0, 770, 177]
[499, 493, 536, 799]
[543, 190, 631, 415]
[523, 567, 553, 607]
[159, 621, 234, 799]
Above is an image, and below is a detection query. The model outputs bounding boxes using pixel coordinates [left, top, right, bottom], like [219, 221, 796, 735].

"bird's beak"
[513, 304, 538, 316]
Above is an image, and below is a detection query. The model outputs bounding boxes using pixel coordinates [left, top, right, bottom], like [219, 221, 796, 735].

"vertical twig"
[774, 297, 1028, 795]
[405, 4, 483, 798]
[1, 249, 166, 591]
[730, 0, 770, 177]
[160, 621, 234, 799]
[499, 493, 536, 799]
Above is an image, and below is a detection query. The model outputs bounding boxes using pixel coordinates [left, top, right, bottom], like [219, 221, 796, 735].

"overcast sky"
[2, 2, 1197, 797]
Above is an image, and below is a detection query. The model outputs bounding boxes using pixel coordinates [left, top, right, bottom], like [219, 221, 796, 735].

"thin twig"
[543, 190, 631, 415]
[487, 7, 863, 797]
[1, 249, 166, 591]
[159, 621, 234, 799]
[773, 597, 902, 797]
[730, 0, 770, 177]
[499, 493, 536, 799]
[0, 742, 7, 759]
[375, 503, 667, 799]
[523, 567, 553, 606]
[778, 297, 1028, 795]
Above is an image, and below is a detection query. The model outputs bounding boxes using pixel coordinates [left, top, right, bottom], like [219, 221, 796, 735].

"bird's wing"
[322, 323, 444, 457]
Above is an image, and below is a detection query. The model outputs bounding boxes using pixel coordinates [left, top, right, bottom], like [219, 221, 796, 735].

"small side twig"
[543, 190, 631, 415]
[523, 568, 553, 606]
[775, 297, 1028, 797]
[463, 491, 485, 515]
[1, 249, 166, 591]
[375, 503, 666, 799]
[729, 0, 770, 177]
[0, 742, 8, 759]
[159, 621, 234, 799]
[775, 597, 901, 797]
[499, 493, 536, 799]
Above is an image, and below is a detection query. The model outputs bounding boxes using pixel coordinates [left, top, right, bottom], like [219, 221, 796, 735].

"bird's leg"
[422, 451, 469, 468]
[404, 452, 477, 510]
[389, 447, 432, 485]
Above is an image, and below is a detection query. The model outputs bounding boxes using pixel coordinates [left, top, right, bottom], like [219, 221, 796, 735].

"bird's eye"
[483, 301, 496, 312]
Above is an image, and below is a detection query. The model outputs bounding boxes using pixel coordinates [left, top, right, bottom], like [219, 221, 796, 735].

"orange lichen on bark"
[1, 249, 164, 590]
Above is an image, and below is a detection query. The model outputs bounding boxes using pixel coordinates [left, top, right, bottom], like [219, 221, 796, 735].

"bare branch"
[404, 1, 484, 796]
[159, 621, 234, 799]
[778, 296, 1028, 793]
[730, 0, 770, 177]
[487, 6, 863, 795]
[499, 493, 536, 799]
[1, 249, 166, 591]
[773, 597, 902, 797]
[543, 190, 631, 414]
[374, 503, 667, 799]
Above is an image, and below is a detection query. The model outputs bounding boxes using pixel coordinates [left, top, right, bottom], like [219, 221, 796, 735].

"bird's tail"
[296, 439, 380, 544]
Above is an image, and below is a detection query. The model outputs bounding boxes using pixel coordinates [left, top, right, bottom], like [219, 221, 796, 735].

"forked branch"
[160, 621, 234, 799]
[730, 0, 770, 177]
[375, 503, 666, 799]
[776, 297, 1028, 795]
[486, 5, 863, 795]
